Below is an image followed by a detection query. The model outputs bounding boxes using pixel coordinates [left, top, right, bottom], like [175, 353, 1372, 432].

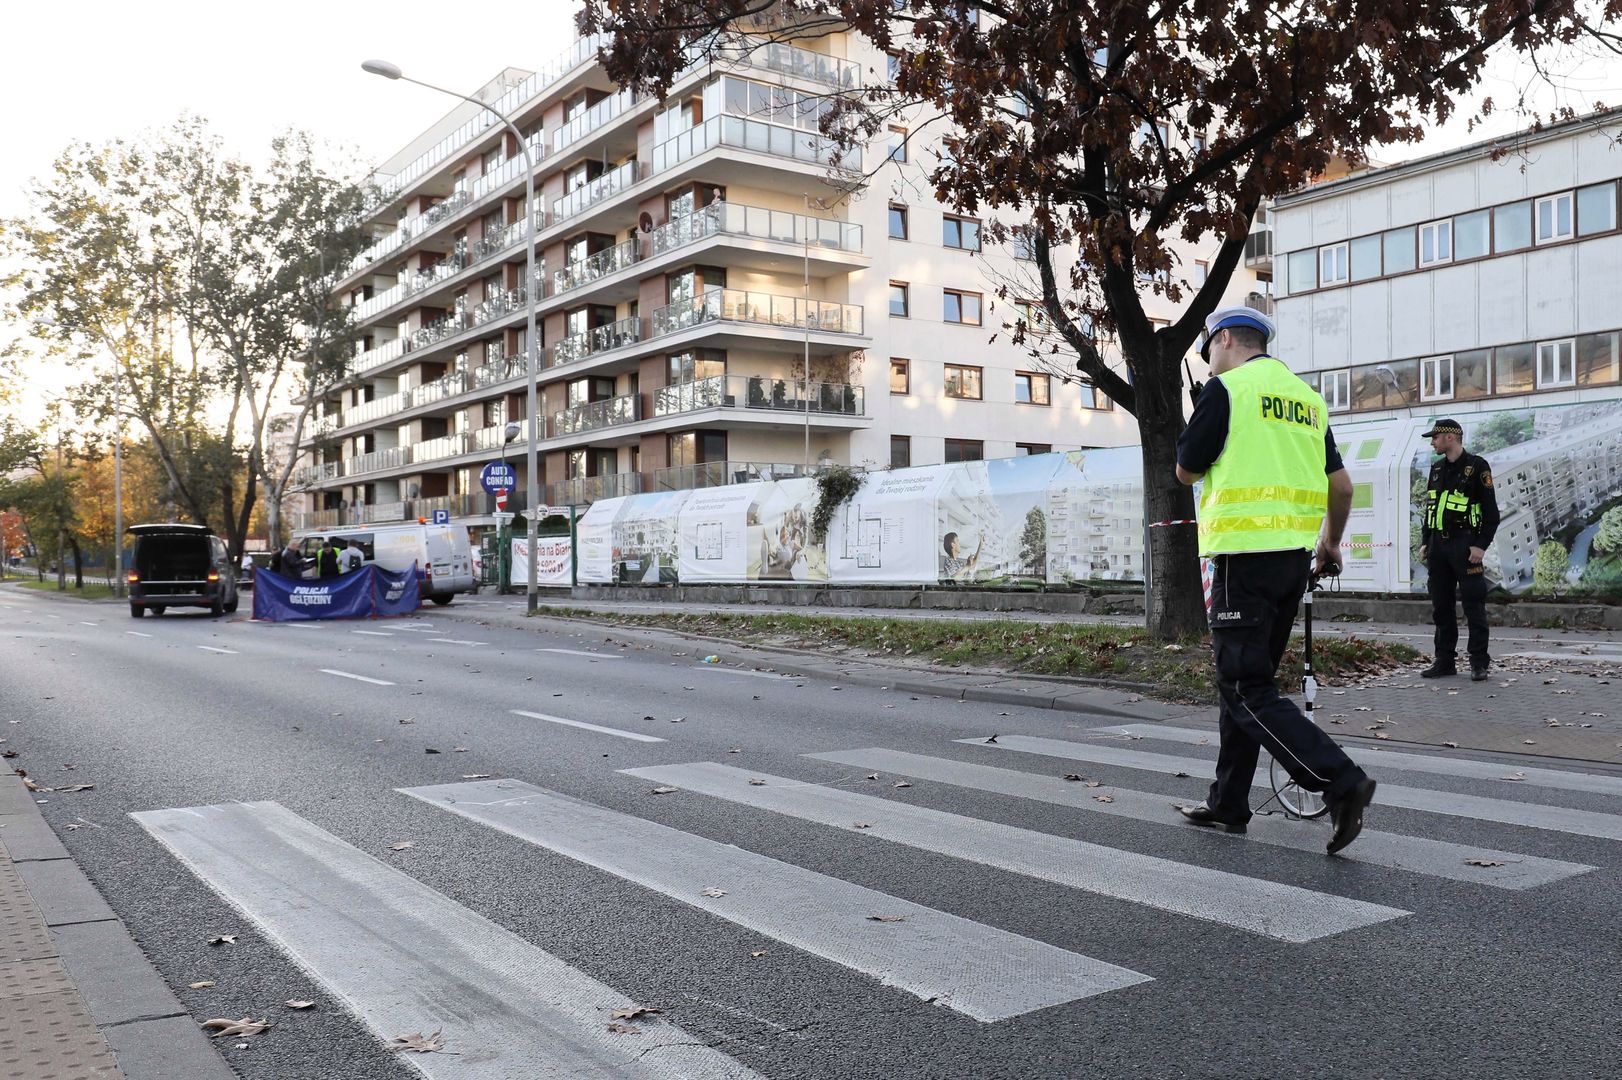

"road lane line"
[622, 763, 1408, 943]
[966, 736, 1622, 843]
[428, 637, 486, 646]
[392, 625, 441, 633]
[537, 648, 623, 659]
[810, 749, 1593, 891]
[132, 801, 760, 1079]
[350, 630, 394, 637]
[286, 622, 321, 630]
[509, 710, 664, 743]
[78, 621, 99, 626]
[1099, 723, 1622, 798]
[403, 779, 1149, 1019]
[125, 631, 152, 638]
[318, 669, 394, 686]
[697, 667, 797, 680]
[196, 645, 238, 655]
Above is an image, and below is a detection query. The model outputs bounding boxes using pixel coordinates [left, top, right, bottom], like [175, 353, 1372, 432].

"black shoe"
[1471, 666, 1489, 682]
[1177, 802, 1248, 835]
[1420, 662, 1457, 679]
[1327, 777, 1377, 855]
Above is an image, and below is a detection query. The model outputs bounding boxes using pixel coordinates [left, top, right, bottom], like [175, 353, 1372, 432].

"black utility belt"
[1431, 531, 1477, 542]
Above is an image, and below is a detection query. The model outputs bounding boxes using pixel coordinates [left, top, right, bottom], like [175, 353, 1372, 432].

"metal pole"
[392, 73, 540, 614]
[55, 429, 65, 591]
[802, 193, 811, 469]
[113, 361, 124, 598]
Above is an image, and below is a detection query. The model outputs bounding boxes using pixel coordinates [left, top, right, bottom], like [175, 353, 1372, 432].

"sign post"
[480, 463, 519, 593]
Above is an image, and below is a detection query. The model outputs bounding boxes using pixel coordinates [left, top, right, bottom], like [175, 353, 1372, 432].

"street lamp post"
[362, 59, 543, 614]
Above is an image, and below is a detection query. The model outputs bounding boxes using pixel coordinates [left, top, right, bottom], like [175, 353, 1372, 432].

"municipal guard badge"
[1482, 472, 1493, 487]
[1463, 465, 1474, 477]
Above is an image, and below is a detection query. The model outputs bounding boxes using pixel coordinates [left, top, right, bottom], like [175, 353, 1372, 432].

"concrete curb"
[0, 772, 234, 1080]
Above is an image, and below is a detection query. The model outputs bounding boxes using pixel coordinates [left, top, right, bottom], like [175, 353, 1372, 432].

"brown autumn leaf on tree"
[580, 0, 1622, 638]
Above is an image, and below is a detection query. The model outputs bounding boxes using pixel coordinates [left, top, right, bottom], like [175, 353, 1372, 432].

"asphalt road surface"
[2, 586, 1619, 1079]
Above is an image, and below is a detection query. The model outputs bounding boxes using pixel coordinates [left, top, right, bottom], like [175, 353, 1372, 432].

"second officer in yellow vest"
[1174, 305, 1377, 855]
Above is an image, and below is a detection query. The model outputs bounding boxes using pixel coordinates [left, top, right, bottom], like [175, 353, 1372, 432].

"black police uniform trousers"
[1426, 533, 1489, 670]
[1206, 550, 1368, 823]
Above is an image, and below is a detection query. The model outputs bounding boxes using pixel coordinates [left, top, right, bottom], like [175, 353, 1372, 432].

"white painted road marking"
[1101, 723, 1622, 798]
[350, 630, 394, 637]
[428, 637, 486, 646]
[196, 645, 237, 655]
[78, 621, 98, 627]
[810, 748, 1594, 891]
[131, 801, 761, 1080]
[403, 779, 1149, 1019]
[509, 710, 664, 743]
[392, 625, 441, 633]
[125, 631, 152, 638]
[623, 763, 1409, 943]
[967, 736, 1622, 843]
[287, 622, 321, 630]
[698, 667, 796, 680]
[318, 669, 394, 686]
[537, 647, 623, 659]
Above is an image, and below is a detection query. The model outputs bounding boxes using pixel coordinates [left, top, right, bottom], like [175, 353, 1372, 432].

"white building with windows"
[292, 27, 1266, 534]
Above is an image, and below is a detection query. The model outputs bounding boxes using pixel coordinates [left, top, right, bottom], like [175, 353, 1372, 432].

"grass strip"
[14, 580, 119, 600]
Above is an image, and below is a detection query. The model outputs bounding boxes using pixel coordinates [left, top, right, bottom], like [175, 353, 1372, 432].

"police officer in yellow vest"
[1174, 305, 1377, 854]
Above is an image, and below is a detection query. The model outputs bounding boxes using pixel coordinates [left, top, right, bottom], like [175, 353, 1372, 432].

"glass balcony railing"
[651, 289, 863, 338]
[342, 391, 410, 428]
[547, 472, 643, 506]
[413, 432, 472, 464]
[553, 89, 639, 153]
[650, 460, 821, 492]
[652, 374, 864, 418]
[345, 446, 411, 475]
[651, 201, 863, 258]
[407, 310, 473, 352]
[553, 236, 639, 294]
[402, 253, 468, 299]
[552, 393, 641, 437]
[741, 39, 861, 89]
[474, 352, 529, 387]
[651, 114, 862, 175]
[472, 285, 527, 326]
[293, 461, 341, 486]
[550, 159, 646, 224]
[412, 371, 470, 409]
[548, 315, 642, 367]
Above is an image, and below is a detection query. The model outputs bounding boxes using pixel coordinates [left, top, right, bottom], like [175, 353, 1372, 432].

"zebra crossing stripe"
[401, 779, 1150, 1020]
[809, 748, 1594, 891]
[1096, 724, 1622, 798]
[964, 736, 1622, 843]
[621, 763, 1408, 943]
[131, 801, 761, 1080]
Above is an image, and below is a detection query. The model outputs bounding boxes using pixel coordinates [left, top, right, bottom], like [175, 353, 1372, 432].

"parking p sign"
[480, 461, 518, 494]
[431, 509, 450, 525]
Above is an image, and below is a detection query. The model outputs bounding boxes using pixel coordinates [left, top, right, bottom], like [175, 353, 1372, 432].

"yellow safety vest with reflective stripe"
[1198, 356, 1330, 556]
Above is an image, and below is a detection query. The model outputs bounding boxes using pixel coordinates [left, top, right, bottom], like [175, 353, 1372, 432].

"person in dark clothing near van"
[279, 541, 305, 578]
[317, 538, 341, 578]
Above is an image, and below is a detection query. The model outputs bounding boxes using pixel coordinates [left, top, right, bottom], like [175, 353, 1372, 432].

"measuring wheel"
[1268, 756, 1329, 819]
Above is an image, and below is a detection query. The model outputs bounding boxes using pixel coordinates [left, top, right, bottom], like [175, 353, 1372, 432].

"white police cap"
[1203, 304, 1276, 345]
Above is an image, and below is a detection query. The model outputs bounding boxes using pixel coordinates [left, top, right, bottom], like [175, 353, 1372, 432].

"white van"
[292, 522, 477, 605]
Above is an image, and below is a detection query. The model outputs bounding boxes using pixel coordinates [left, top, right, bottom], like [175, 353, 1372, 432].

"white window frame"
[1420, 355, 1455, 402]
[1321, 368, 1351, 411]
[1535, 191, 1575, 244]
[1418, 220, 1452, 267]
[1537, 338, 1576, 389]
[1318, 242, 1349, 286]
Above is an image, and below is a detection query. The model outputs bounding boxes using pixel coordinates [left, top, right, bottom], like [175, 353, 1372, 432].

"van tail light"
[127, 571, 139, 584]
[207, 571, 220, 582]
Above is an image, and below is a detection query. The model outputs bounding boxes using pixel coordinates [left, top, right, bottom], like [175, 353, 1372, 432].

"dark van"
[126, 524, 239, 618]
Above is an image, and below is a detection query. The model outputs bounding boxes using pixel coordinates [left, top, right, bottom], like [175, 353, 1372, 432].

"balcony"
[548, 314, 642, 367]
[651, 289, 863, 339]
[553, 236, 638, 295]
[467, 131, 547, 203]
[547, 472, 644, 506]
[1244, 225, 1273, 269]
[412, 371, 470, 410]
[551, 159, 646, 224]
[651, 114, 863, 175]
[402, 253, 469, 299]
[553, 394, 642, 437]
[473, 352, 529, 387]
[293, 461, 341, 487]
[351, 338, 404, 376]
[407, 310, 473, 353]
[1245, 291, 1275, 316]
[346, 446, 411, 476]
[344, 391, 411, 428]
[728, 38, 860, 89]
[472, 285, 528, 326]
[652, 374, 864, 419]
[652, 200, 863, 259]
[412, 432, 472, 465]
[553, 89, 639, 154]
[650, 460, 822, 492]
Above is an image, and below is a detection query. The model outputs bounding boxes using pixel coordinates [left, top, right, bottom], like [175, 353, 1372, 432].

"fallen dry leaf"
[867, 914, 907, 923]
[669, 716, 686, 723]
[390, 841, 415, 852]
[207, 935, 237, 946]
[701, 886, 727, 898]
[460, 774, 492, 780]
[751, 949, 768, 958]
[1463, 858, 1506, 867]
[1443, 741, 1459, 748]
[864, 773, 880, 781]
[20, 776, 48, 793]
[610, 1006, 663, 1021]
[189, 981, 216, 989]
[63, 823, 85, 831]
[852, 822, 872, 829]
[388, 1030, 444, 1053]
[1063, 773, 1085, 782]
[58, 784, 95, 793]
[728, 748, 743, 754]
[0, 749, 16, 758]
[649, 786, 678, 795]
[1374, 733, 1391, 740]
[1501, 773, 1527, 782]
[747, 779, 766, 786]
[1523, 739, 1537, 745]
[1093, 794, 1115, 803]
[894, 781, 912, 789]
[398, 718, 415, 725]
[983, 734, 999, 744]
[453, 747, 470, 752]
[607, 1022, 640, 1035]
[1173, 771, 1191, 779]
[201, 1017, 271, 1039]
[284, 1000, 315, 1010]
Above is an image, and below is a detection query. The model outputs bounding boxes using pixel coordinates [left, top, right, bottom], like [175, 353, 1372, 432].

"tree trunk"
[69, 537, 84, 589]
[1138, 415, 1206, 641]
[265, 485, 283, 552]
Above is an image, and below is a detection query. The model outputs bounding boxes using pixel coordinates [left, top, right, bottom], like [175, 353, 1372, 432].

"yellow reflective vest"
[1197, 357, 1330, 556]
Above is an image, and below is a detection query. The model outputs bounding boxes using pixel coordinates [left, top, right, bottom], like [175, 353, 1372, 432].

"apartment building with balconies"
[293, 28, 1268, 533]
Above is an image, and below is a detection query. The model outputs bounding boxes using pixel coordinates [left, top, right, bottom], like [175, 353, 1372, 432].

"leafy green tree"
[1018, 506, 1047, 577]
[1532, 540, 1569, 594]
[1594, 506, 1622, 556]
[1471, 412, 1534, 455]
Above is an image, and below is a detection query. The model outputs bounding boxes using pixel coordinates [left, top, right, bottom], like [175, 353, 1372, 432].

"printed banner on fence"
[253, 563, 418, 621]
[371, 562, 422, 615]
[511, 536, 573, 586]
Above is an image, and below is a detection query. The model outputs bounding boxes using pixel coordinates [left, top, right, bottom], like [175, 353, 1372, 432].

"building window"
[1420, 355, 1454, 402]
[1321, 368, 1351, 411]
[1382, 227, 1416, 275]
[1193, 260, 1208, 285]
[1014, 371, 1051, 405]
[886, 52, 902, 82]
[944, 364, 983, 400]
[1454, 210, 1490, 260]
[887, 126, 907, 162]
[944, 438, 984, 462]
[1537, 338, 1576, 389]
[1419, 220, 1452, 266]
[943, 289, 982, 324]
[1287, 249, 1317, 292]
[889, 281, 909, 317]
[888, 204, 908, 240]
[1014, 299, 1048, 335]
[942, 214, 980, 251]
[1535, 191, 1574, 243]
[1010, 228, 1035, 261]
[1015, 443, 1051, 456]
[1079, 381, 1112, 410]
[1578, 182, 1617, 236]
[1348, 234, 1382, 281]
[1577, 331, 1621, 385]
[890, 434, 911, 468]
[1495, 342, 1535, 395]
[889, 358, 910, 395]
[1318, 242, 1349, 285]
[1495, 200, 1532, 252]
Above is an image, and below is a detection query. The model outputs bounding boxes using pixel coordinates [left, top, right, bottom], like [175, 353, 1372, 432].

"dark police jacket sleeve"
[1421, 452, 1499, 549]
